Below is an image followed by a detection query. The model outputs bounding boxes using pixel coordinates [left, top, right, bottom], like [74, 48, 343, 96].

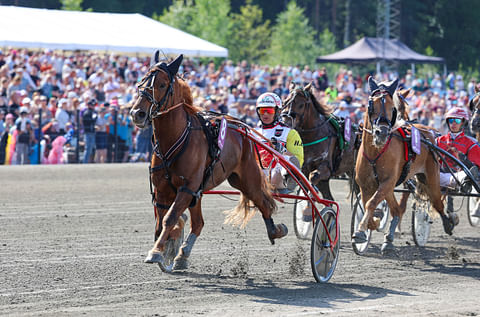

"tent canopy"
[0, 5, 228, 57]
[317, 37, 443, 64]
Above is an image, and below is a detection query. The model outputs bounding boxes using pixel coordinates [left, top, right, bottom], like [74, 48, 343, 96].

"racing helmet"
[256, 92, 282, 109]
[445, 106, 469, 127]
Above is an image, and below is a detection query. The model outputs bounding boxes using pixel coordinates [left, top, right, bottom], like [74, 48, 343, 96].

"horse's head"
[281, 82, 312, 129]
[282, 82, 330, 130]
[367, 76, 399, 147]
[469, 85, 480, 133]
[130, 51, 184, 128]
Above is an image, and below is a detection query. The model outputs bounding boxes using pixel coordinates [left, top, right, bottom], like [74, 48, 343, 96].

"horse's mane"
[175, 76, 202, 115]
[143, 64, 202, 115]
[305, 87, 332, 116]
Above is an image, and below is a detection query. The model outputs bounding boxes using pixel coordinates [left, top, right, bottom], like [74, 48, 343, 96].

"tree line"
[4, 0, 480, 72]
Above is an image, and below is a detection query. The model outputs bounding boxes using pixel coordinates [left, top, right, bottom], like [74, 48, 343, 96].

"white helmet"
[256, 92, 282, 109]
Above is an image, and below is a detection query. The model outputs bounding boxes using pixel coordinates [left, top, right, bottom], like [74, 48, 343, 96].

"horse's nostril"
[137, 111, 146, 119]
[374, 129, 380, 136]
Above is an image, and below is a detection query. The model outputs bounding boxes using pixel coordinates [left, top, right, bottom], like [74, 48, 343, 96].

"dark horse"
[281, 82, 356, 201]
[469, 85, 480, 141]
[353, 77, 456, 253]
[130, 53, 287, 270]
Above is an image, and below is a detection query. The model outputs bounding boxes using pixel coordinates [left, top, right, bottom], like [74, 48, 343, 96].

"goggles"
[258, 107, 275, 115]
[447, 118, 463, 124]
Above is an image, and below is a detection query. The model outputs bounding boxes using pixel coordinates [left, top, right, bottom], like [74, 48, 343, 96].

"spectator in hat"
[82, 98, 97, 163]
[14, 106, 33, 164]
[55, 98, 70, 134]
[95, 106, 108, 163]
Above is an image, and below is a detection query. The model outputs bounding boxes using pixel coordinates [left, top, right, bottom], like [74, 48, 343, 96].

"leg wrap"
[180, 233, 197, 258]
[385, 216, 400, 242]
[263, 217, 276, 236]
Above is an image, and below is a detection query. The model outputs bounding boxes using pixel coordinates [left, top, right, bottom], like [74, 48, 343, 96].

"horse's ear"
[399, 88, 411, 100]
[167, 54, 183, 76]
[305, 82, 313, 92]
[368, 76, 378, 92]
[150, 50, 160, 67]
[289, 81, 296, 91]
[387, 78, 399, 96]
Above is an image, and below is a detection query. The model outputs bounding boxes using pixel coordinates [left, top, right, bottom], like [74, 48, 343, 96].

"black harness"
[139, 67, 223, 210]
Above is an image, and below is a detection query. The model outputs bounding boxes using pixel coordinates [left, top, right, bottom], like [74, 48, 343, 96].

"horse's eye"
[159, 83, 166, 89]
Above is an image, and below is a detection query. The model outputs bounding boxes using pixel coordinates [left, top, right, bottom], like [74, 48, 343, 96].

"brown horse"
[469, 85, 480, 141]
[281, 82, 356, 201]
[130, 53, 287, 270]
[353, 76, 456, 253]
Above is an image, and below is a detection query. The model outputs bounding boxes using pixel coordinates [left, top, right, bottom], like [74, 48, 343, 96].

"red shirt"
[436, 131, 480, 170]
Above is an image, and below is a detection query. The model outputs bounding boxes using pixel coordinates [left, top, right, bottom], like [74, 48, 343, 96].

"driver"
[436, 106, 480, 218]
[254, 92, 303, 191]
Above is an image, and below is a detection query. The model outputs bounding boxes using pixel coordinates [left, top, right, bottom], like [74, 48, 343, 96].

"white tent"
[0, 5, 228, 57]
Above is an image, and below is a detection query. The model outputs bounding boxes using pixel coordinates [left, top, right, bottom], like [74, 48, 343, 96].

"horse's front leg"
[352, 184, 390, 243]
[173, 198, 204, 270]
[145, 191, 193, 264]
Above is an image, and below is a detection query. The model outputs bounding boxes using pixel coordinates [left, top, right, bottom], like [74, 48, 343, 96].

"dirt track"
[1, 164, 479, 316]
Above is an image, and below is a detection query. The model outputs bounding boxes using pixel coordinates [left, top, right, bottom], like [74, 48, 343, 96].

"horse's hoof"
[381, 241, 395, 255]
[144, 250, 164, 264]
[173, 256, 189, 271]
[268, 224, 288, 244]
[448, 212, 460, 226]
[352, 231, 367, 243]
[441, 215, 454, 236]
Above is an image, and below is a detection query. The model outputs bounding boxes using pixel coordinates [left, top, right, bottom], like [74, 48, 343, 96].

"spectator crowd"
[0, 47, 478, 165]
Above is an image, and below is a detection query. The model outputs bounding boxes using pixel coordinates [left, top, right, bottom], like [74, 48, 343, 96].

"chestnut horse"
[469, 85, 480, 141]
[130, 53, 287, 270]
[353, 77, 456, 253]
[281, 82, 356, 201]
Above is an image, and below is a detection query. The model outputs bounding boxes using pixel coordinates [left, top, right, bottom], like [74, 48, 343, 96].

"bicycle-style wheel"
[466, 190, 480, 227]
[293, 187, 314, 240]
[311, 207, 339, 283]
[350, 194, 372, 255]
[411, 198, 432, 247]
[375, 200, 390, 233]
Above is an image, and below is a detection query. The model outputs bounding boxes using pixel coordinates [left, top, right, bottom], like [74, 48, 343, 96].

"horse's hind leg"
[421, 171, 454, 235]
[173, 199, 204, 270]
[229, 166, 287, 245]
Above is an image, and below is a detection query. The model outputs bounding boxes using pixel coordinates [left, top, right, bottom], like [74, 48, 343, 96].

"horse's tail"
[224, 161, 277, 229]
[414, 175, 439, 219]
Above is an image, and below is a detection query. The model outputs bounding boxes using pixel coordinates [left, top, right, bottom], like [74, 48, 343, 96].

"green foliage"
[189, 0, 231, 48]
[60, 0, 83, 11]
[227, 1, 271, 63]
[267, 0, 320, 67]
[316, 28, 339, 84]
[155, 0, 195, 33]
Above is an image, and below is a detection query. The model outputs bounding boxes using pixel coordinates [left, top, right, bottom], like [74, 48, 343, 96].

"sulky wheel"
[293, 187, 314, 240]
[466, 191, 480, 227]
[375, 200, 390, 233]
[311, 206, 339, 283]
[411, 198, 432, 247]
[350, 193, 372, 255]
[157, 218, 186, 272]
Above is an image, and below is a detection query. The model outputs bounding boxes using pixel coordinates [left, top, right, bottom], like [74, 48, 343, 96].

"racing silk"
[436, 130, 480, 170]
[255, 122, 304, 168]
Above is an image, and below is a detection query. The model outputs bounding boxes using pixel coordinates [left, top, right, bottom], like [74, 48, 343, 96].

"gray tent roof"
[316, 37, 444, 64]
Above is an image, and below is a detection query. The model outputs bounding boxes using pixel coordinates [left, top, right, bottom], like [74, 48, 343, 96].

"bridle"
[282, 88, 332, 134]
[367, 89, 397, 132]
[470, 92, 480, 115]
[137, 63, 175, 121]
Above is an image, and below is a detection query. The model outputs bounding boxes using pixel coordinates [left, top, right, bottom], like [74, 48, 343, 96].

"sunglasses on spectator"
[448, 118, 463, 124]
[258, 108, 275, 115]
